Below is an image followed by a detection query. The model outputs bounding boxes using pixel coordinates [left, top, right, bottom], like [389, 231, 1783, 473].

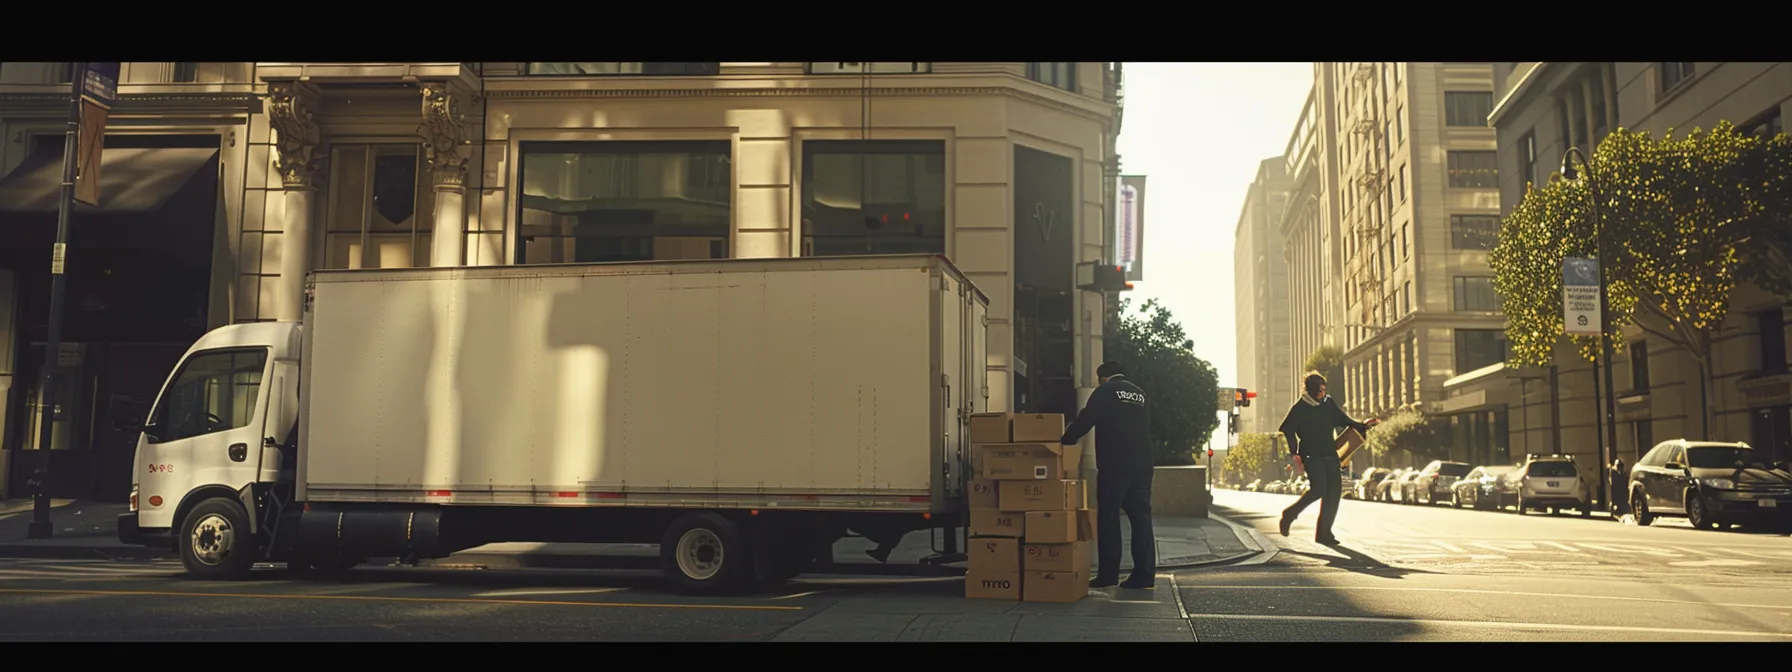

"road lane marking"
[771, 590, 832, 600]
[1178, 584, 1792, 612]
[1668, 559, 1766, 568]
[1186, 613, 1792, 638]
[472, 588, 627, 597]
[0, 587, 801, 611]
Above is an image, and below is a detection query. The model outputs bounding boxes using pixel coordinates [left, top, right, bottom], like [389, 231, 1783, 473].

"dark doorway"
[0, 134, 220, 502]
[1012, 146, 1075, 416]
[1750, 405, 1790, 464]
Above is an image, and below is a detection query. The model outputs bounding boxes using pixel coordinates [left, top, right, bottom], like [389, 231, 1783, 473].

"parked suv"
[1629, 440, 1792, 531]
[1514, 454, 1591, 517]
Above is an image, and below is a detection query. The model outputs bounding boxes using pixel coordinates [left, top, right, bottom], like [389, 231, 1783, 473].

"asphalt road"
[1181, 489, 1792, 641]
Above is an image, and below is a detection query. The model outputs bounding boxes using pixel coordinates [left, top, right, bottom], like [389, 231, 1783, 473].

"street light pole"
[1563, 146, 1621, 516]
[27, 62, 86, 539]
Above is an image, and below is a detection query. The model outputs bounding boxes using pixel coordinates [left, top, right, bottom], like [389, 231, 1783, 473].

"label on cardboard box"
[977, 443, 1082, 481]
[1022, 570, 1088, 603]
[1024, 541, 1090, 572]
[969, 413, 1014, 445]
[967, 537, 1022, 572]
[1011, 413, 1066, 443]
[968, 479, 999, 509]
[966, 570, 1023, 600]
[969, 509, 1025, 537]
[998, 479, 1087, 511]
[1024, 510, 1079, 543]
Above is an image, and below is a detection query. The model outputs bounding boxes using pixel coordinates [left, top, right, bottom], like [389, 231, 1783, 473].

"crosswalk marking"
[0, 559, 180, 581]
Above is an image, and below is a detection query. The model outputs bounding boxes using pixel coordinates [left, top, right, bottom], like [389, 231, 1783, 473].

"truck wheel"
[180, 498, 259, 580]
[660, 512, 753, 596]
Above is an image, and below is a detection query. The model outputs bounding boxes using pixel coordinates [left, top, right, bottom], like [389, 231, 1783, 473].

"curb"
[0, 543, 172, 561]
[1197, 509, 1280, 568]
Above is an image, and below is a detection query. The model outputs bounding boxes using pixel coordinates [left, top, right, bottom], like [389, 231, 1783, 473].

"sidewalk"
[0, 498, 1265, 572]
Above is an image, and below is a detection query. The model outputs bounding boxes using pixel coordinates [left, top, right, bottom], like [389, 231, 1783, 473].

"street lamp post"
[1562, 146, 1621, 516]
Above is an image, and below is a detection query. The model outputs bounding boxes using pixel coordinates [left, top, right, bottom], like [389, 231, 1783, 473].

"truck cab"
[119, 321, 301, 576]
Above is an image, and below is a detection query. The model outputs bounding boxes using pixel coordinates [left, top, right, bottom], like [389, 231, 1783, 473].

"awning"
[0, 146, 218, 215]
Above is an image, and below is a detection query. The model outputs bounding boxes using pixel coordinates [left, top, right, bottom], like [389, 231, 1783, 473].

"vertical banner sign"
[1562, 257, 1602, 336]
[1120, 175, 1146, 282]
[73, 62, 119, 207]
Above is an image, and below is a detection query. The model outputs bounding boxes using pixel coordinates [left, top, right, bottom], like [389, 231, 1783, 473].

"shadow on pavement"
[214, 563, 967, 599]
[1280, 543, 1439, 580]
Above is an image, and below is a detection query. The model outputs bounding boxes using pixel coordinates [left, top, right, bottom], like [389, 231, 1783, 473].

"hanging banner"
[73, 63, 118, 207]
[1562, 257, 1602, 336]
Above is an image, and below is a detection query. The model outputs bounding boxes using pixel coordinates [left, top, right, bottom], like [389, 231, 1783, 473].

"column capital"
[268, 80, 324, 189]
[419, 81, 472, 189]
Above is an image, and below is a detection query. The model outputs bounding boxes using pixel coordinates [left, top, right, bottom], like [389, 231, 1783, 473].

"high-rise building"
[1233, 158, 1292, 433]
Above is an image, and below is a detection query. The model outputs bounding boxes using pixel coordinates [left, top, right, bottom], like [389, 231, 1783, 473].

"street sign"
[1562, 257, 1602, 336]
[1216, 388, 1234, 410]
[73, 63, 118, 207]
[81, 63, 119, 109]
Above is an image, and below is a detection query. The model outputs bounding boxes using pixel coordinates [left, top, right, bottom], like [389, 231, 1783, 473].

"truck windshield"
[151, 348, 269, 443]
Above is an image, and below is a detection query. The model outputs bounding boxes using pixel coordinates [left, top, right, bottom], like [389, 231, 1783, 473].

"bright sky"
[1115, 62, 1316, 452]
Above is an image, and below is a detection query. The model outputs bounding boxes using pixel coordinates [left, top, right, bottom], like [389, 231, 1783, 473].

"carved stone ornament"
[268, 81, 323, 188]
[419, 82, 469, 188]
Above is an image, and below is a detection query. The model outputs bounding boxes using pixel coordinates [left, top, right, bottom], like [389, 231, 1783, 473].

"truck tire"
[179, 498, 259, 580]
[660, 512, 754, 596]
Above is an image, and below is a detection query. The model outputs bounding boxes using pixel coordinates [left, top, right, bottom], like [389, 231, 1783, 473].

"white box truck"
[117, 255, 990, 594]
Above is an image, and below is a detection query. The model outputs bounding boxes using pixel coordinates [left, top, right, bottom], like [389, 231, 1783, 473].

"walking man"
[1277, 372, 1377, 545]
[1061, 361, 1154, 590]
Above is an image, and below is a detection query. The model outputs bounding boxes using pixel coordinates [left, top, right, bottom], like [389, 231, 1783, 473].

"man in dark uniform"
[1061, 361, 1154, 590]
[1277, 372, 1377, 545]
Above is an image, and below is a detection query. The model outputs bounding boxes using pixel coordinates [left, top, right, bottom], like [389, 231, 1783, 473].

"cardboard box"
[969, 509, 1025, 538]
[998, 480, 1087, 511]
[1024, 541, 1091, 573]
[1011, 413, 1066, 443]
[1024, 510, 1080, 543]
[977, 443, 1082, 481]
[1336, 427, 1366, 465]
[967, 537, 1022, 573]
[1022, 570, 1089, 603]
[968, 479, 999, 509]
[966, 570, 1023, 600]
[969, 413, 1013, 444]
[1078, 509, 1097, 544]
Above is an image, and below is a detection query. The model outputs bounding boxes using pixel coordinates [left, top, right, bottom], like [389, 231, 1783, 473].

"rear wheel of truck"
[660, 512, 753, 596]
[180, 498, 259, 580]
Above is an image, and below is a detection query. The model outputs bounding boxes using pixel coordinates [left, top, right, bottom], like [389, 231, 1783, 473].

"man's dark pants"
[1283, 451, 1342, 539]
[1096, 467, 1155, 584]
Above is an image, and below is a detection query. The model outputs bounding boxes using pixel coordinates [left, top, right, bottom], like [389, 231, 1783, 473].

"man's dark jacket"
[1060, 375, 1153, 473]
[1278, 396, 1370, 459]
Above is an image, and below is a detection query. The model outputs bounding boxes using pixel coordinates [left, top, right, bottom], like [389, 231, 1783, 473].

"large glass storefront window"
[800, 140, 946, 257]
[515, 141, 732, 264]
[323, 143, 434, 270]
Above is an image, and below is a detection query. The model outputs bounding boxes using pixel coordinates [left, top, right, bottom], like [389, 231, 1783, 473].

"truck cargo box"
[297, 255, 989, 513]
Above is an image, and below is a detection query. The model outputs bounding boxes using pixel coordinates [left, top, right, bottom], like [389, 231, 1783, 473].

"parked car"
[1629, 440, 1792, 531]
[1375, 469, 1411, 502]
[1451, 465, 1517, 510]
[1245, 479, 1263, 492]
[1341, 469, 1359, 499]
[1356, 468, 1393, 500]
[1410, 460, 1473, 506]
[1513, 454, 1592, 516]
[1391, 470, 1424, 504]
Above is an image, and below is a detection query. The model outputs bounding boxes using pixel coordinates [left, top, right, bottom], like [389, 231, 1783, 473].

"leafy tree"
[1303, 344, 1345, 397]
[1360, 407, 1439, 463]
[1104, 298, 1221, 465]
[1223, 433, 1286, 484]
[1491, 122, 1792, 435]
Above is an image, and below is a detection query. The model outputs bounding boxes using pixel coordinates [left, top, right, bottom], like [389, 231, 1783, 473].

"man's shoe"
[1090, 578, 1119, 589]
[1279, 514, 1293, 537]
[1316, 535, 1341, 546]
[1119, 577, 1155, 590]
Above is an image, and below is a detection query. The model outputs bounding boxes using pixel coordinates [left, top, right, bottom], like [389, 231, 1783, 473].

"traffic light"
[1233, 388, 1257, 408]
[1077, 263, 1134, 293]
[1207, 448, 1214, 458]
[1226, 413, 1237, 434]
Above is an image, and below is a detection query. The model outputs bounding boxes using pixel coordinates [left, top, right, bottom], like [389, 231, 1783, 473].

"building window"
[1397, 165, 1408, 203]
[1455, 329, 1508, 373]
[808, 63, 931, 74]
[1027, 63, 1076, 91]
[525, 63, 720, 76]
[1518, 132, 1538, 190]
[1633, 420, 1654, 461]
[1446, 151, 1498, 188]
[1659, 62, 1695, 92]
[1400, 222, 1410, 259]
[1450, 214, 1500, 250]
[1589, 67, 1611, 142]
[801, 140, 946, 257]
[1402, 281, 1412, 315]
[324, 144, 435, 270]
[1630, 340, 1651, 392]
[1761, 308, 1789, 373]
[514, 140, 732, 264]
[1743, 108, 1784, 140]
[1394, 106, 1405, 146]
[1453, 276, 1499, 312]
[1445, 91, 1494, 127]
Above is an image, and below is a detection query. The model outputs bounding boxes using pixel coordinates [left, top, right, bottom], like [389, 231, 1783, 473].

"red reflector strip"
[905, 496, 930, 502]
[596, 493, 624, 499]
[426, 490, 452, 497]
[551, 492, 579, 498]
[798, 495, 820, 501]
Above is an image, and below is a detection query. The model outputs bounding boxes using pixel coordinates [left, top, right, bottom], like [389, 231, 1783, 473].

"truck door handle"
[228, 443, 248, 462]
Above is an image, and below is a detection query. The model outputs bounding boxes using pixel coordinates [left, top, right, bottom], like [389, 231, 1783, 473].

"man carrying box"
[1277, 372, 1378, 545]
[1061, 361, 1155, 590]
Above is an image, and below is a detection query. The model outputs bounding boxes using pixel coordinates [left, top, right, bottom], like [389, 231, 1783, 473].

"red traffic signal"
[1207, 448, 1214, 458]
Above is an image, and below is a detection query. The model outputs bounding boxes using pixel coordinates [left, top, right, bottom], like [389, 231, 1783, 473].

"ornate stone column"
[268, 81, 323, 322]
[419, 82, 470, 267]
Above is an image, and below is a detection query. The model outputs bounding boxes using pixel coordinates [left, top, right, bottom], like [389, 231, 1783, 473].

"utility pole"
[28, 62, 88, 539]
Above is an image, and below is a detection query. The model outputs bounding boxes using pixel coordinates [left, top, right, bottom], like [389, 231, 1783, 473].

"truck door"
[940, 275, 966, 497]
[135, 347, 273, 529]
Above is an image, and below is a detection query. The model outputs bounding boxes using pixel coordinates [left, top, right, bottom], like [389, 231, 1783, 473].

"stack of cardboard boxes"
[963, 412, 1095, 603]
